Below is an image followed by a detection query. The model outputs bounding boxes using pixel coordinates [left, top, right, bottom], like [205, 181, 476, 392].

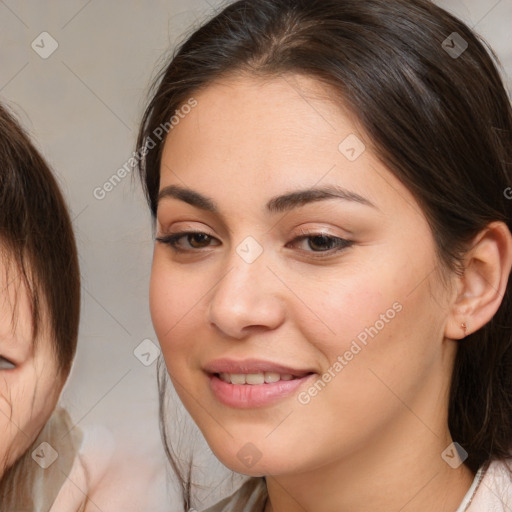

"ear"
[445, 221, 512, 340]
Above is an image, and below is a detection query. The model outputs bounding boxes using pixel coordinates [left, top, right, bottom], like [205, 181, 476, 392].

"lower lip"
[208, 373, 315, 408]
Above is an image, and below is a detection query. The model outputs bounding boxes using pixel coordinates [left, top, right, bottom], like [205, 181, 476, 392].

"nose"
[207, 250, 286, 339]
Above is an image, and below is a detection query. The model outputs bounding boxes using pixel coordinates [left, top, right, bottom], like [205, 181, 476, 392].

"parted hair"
[136, 0, 512, 508]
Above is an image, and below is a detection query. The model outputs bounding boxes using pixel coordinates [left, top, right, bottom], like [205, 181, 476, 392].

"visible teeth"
[264, 372, 280, 383]
[217, 372, 299, 385]
[246, 373, 265, 385]
[230, 373, 247, 385]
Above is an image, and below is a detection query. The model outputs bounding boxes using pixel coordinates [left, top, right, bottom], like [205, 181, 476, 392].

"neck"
[263, 412, 475, 512]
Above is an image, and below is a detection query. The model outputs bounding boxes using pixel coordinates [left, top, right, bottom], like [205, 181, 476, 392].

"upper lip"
[204, 358, 315, 378]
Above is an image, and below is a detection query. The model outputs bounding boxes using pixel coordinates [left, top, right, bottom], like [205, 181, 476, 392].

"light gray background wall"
[0, 1, 510, 511]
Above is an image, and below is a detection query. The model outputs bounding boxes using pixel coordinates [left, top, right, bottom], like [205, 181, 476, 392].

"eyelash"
[155, 229, 354, 258]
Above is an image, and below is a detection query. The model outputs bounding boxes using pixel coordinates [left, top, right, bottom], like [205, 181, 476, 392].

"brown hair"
[136, 0, 512, 507]
[0, 100, 81, 503]
[0, 101, 80, 374]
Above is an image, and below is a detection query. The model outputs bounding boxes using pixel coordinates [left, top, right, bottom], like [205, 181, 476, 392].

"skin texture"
[0, 257, 63, 478]
[0, 263, 168, 511]
[150, 74, 512, 512]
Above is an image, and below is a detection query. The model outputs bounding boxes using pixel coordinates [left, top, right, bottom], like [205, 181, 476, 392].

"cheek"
[268, 271, 446, 468]
[288, 259, 400, 357]
[149, 256, 207, 366]
[0, 370, 44, 472]
[150, 257, 184, 343]
[0, 383, 17, 464]
[299, 247, 445, 401]
[0, 371, 33, 428]
[312, 265, 445, 409]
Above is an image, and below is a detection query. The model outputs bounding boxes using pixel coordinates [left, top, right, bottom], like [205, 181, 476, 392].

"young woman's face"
[150, 75, 458, 476]
[0, 261, 63, 477]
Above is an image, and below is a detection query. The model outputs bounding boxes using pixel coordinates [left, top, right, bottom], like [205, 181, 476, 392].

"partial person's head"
[0, 102, 80, 478]
[137, 0, 512, 504]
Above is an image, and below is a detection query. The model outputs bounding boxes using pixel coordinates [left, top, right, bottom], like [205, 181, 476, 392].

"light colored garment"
[0, 407, 84, 512]
[460, 459, 512, 511]
[203, 458, 512, 512]
[0, 407, 115, 512]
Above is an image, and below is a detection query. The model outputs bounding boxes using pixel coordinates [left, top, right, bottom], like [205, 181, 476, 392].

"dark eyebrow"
[266, 185, 377, 213]
[157, 184, 377, 213]
[158, 185, 217, 212]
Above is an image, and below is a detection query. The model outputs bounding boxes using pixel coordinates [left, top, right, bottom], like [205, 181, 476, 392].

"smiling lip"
[204, 358, 316, 408]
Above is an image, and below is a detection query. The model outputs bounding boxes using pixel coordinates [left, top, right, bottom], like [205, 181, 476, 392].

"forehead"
[159, 74, 420, 221]
[162, 73, 352, 168]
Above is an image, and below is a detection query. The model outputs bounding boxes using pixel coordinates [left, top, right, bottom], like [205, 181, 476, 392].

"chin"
[207, 438, 299, 478]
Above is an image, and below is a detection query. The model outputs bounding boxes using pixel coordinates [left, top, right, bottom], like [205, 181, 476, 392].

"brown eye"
[307, 235, 338, 251]
[288, 233, 353, 256]
[187, 233, 213, 248]
[156, 231, 221, 253]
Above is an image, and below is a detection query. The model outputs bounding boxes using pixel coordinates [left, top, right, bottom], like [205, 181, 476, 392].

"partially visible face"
[0, 257, 63, 477]
[150, 75, 457, 476]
